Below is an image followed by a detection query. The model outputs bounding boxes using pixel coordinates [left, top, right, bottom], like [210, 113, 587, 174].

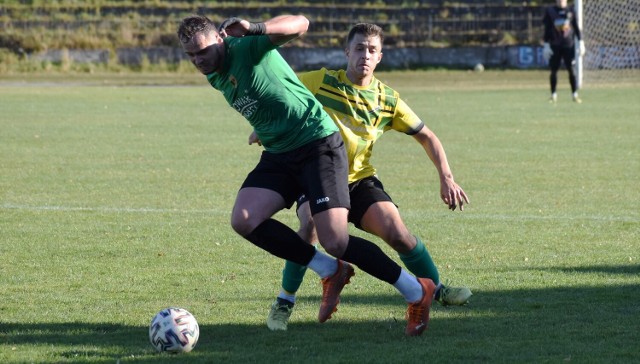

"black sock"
[276, 297, 295, 308]
[341, 235, 402, 284]
[245, 219, 315, 266]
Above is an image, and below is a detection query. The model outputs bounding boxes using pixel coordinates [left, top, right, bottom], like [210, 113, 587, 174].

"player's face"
[556, 0, 567, 8]
[345, 33, 383, 80]
[182, 31, 224, 75]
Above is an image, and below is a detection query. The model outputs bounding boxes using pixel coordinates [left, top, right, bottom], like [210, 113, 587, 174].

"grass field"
[1, 70, 639, 363]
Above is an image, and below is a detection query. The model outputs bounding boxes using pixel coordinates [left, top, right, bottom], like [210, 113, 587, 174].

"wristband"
[247, 22, 266, 36]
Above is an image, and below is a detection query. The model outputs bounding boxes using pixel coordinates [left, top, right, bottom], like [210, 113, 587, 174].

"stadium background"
[2, 1, 639, 363]
[0, 0, 564, 71]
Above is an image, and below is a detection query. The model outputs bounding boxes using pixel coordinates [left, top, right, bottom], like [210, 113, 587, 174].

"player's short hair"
[346, 23, 384, 47]
[177, 15, 217, 44]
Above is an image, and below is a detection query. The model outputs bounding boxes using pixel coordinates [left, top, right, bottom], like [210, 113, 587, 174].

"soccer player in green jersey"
[178, 15, 436, 336]
[249, 23, 471, 331]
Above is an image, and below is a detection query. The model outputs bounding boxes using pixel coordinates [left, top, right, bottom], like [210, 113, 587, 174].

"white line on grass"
[402, 210, 639, 223]
[463, 213, 638, 223]
[1, 203, 637, 223]
[0, 203, 227, 215]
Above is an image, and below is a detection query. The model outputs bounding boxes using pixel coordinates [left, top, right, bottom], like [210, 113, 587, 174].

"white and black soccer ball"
[149, 307, 200, 353]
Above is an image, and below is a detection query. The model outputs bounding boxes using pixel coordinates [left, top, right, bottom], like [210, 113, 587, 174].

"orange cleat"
[318, 260, 355, 323]
[405, 278, 436, 336]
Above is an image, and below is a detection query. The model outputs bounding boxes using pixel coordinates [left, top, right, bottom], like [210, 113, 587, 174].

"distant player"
[542, 0, 586, 103]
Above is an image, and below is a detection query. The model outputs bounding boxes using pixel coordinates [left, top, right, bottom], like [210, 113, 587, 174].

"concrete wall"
[279, 46, 548, 70]
[31, 45, 550, 70]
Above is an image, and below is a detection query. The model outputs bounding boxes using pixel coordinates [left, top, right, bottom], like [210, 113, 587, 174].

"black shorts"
[241, 132, 350, 215]
[297, 175, 394, 230]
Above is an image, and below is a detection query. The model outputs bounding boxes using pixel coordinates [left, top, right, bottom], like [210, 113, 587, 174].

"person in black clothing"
[543, 0, 586, 103]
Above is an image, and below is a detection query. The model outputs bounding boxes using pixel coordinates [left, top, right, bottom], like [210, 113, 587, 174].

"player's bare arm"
[412, 125, 469, 211]
[248, 130, 262, 146]
[218, 15, 309, 46]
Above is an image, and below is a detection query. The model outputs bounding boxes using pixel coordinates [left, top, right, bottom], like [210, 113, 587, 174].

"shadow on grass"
[2, 284, 639, 363]
[546, 264, 640, 276]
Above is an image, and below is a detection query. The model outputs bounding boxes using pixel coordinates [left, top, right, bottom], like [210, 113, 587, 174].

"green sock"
[281, 260, 308, 294]
[398, 237, 440, 285]
[281, 244, 317, 294]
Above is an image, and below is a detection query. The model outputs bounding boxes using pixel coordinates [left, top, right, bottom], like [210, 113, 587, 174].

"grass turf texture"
[1, 70, 639, 363]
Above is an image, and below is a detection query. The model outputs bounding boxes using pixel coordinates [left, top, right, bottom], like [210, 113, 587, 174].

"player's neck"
[346, 70, 374, 87]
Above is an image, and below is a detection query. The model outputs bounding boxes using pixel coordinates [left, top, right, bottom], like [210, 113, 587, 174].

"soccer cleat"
[549, 94, 557, 103]
[267, 298, 294, 331]
[405, 278, 436, 336]
[572, 95, 582, 104]
[318, 260, 355, 323]
[436, 285, 472, 306]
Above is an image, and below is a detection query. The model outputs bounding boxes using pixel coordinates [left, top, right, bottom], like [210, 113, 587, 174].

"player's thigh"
[549, 49, 562, 71]
[231, 187, 286, 236]
[348, 176, 393, 229]
[360, 201, 415, 253]
[295, 198, 318, 244]
[296, 196, 312, 227]
[562, 48, 576, 71]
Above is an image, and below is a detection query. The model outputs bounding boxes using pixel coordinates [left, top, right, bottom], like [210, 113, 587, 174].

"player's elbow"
[293, 15, 309, 37]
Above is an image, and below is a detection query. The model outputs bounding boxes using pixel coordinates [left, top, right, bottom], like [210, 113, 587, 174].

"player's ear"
[376, 51, 383, 64]
[215, 31, 225, 43]
[345, 48, 349, 58]
[208, 30, 223, 44]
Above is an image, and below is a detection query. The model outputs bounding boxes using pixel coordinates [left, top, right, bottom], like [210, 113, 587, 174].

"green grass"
[1, 70, 639, 363]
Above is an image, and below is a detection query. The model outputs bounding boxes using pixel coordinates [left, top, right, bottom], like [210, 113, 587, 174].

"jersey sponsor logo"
[233, 93, 258, 118]
[554, 18, 571, 33]
[316, 196, 330, 205]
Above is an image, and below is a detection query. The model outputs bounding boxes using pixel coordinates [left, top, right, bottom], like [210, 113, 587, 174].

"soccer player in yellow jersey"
[251, 23, 472, 331]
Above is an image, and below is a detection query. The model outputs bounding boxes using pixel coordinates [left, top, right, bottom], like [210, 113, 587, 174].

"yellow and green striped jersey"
[298, 68, 424, 183]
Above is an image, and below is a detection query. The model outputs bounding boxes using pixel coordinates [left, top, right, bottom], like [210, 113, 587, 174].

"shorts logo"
[316, 197, 330, 204]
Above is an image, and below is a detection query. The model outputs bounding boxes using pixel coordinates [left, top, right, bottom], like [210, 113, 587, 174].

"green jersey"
[206, 36, 338, 153]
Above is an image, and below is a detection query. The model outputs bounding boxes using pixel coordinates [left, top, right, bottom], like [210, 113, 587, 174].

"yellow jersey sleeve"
[390, 98, 424, 135]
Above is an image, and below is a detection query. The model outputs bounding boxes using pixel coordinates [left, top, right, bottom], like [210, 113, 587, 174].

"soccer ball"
[149, 307, 200, 353]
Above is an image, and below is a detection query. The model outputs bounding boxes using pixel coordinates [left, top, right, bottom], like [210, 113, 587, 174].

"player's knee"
[230, 218, 249, 237]
[230, 211, 257, 237]
[318, 233, 349, 257]
[321, 242, 346, 258]
[384, 232, 416, 254]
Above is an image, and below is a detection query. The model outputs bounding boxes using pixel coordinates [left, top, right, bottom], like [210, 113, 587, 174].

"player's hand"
[218, 17, 251, 38]
[579, 40, 586, 56]
[248, 130, 262, 146]
[543, 42, 553, 62]
[440, 178, 469, 211]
